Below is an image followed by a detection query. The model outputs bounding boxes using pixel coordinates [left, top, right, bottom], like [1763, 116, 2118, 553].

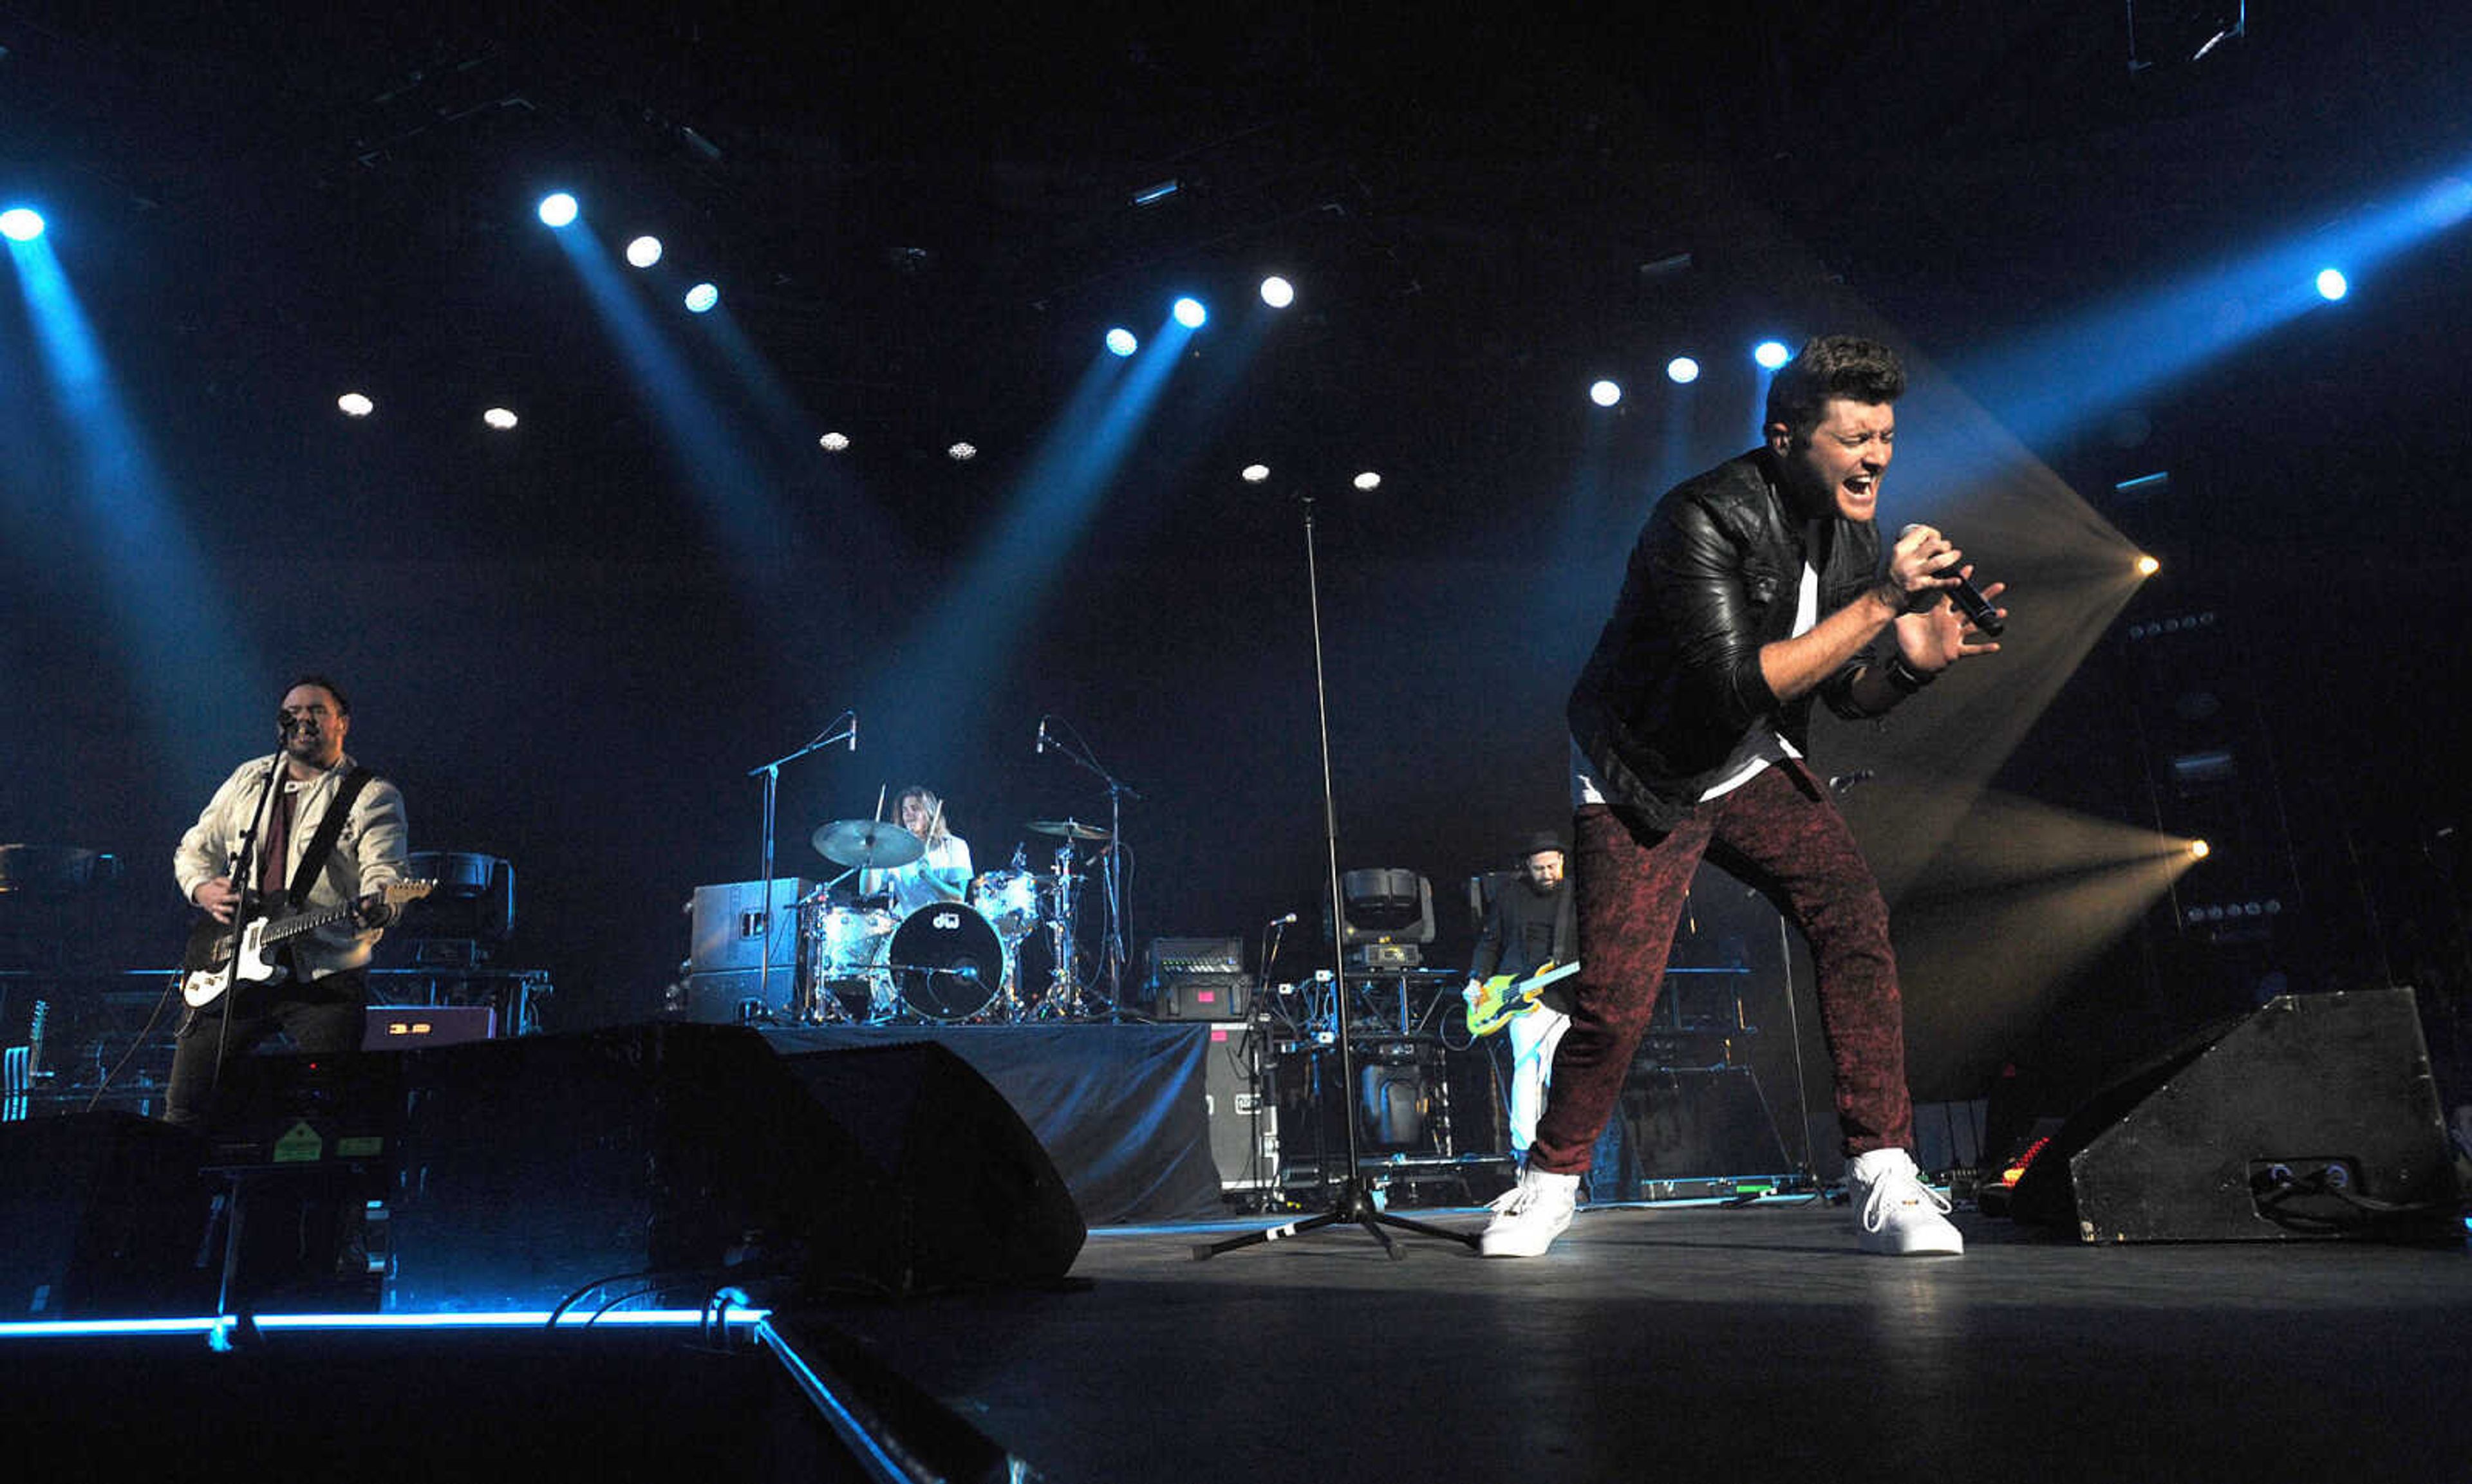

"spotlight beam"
[4, 230, 264, 783]
[1952, 167, 2472, 449]
[879, 311, 1201, 743]
[547, 223, 788, 588]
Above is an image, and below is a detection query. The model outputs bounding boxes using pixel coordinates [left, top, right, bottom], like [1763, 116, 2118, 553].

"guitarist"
[1461, 831, 1576, 1171]
[165, 675, 409, 1127]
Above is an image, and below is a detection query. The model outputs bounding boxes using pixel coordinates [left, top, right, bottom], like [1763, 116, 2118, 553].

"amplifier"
[1152, 978, 1253, 1020]
[1148, 936, 1244, 976]
[1146, 936, 1253, 1021]
[362, 1005, 497, 1049]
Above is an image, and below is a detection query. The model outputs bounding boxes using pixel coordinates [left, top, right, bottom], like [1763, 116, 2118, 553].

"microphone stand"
[747, 713, 856, 1023]
[1036, 718, 1139, 1017]
[203, 752, 286, 1112]
[1197, 493, 1478, 1260]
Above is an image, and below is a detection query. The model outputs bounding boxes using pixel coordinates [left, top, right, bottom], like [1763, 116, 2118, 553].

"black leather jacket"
[1568, 449, 1883, 830]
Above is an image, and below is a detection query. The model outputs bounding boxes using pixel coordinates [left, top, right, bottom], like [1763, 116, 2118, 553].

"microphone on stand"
[1268, 912, 1298, 927]
[848, 710, 858, 752]
[1828, 770, 1877, 795]
[1035, 717, 1050, 755]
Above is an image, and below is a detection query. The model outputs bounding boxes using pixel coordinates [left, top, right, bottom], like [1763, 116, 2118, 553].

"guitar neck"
[254, 881, 429, 948]
[258, 898, 359, 947]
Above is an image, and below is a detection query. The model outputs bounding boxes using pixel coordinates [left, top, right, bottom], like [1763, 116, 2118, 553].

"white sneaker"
[1846, 1148, 1964, 1257]
[1479, 1168, 1580, 1257]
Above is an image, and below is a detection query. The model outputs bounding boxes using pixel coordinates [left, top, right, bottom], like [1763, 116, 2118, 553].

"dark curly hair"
[1764, 336, 1906, 435]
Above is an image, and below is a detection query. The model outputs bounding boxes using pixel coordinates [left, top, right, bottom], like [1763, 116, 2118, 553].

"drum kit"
[796, 815, 1114, 1024]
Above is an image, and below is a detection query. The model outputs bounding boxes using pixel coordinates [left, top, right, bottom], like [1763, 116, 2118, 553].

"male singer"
[1481, 337, 2003, 1258]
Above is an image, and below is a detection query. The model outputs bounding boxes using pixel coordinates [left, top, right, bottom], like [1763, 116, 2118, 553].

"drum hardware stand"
[1198, 491, 1479, 1261]
[796, 869, 862, 1026]
[1031, 717, 1139, 1017]
[746, 711, 856, 1025]
[1033, 842, 1082, 1020]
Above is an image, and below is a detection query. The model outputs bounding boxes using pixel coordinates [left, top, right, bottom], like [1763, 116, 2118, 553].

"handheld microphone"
[1035, 717, 1049, 755]
[1898, 524, 2005, 636]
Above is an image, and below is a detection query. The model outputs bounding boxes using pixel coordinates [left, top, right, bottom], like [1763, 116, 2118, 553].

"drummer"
[861, 784, 973, 916]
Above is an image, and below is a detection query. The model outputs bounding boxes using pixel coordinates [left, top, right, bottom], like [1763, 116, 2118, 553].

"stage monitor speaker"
[2010, 988, 2460, 1243]
[0, 1113, 212, 1320]
[1199, 1022, 1277, 1191]
[687, 878, 813, 974]
[386, 1024, 1083, 1311]
[673, 967, 798, 1026]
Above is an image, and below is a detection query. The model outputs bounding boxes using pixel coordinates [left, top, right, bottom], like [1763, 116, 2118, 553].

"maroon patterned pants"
[1528, 759, 1914, 1173]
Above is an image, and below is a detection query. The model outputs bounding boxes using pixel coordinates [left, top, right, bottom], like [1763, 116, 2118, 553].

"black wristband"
[1882, 653, 1938, 695]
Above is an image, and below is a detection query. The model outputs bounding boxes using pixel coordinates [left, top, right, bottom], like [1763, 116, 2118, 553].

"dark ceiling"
[12, 1, 2462, 532]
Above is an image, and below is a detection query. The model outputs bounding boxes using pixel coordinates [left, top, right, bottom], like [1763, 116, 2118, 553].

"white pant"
[1504, 1003, 1572, 1160]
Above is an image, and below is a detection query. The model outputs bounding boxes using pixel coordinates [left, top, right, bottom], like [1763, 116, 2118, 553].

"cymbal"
[812, 819, 925, 869]
[1025, 817, 1111, 841]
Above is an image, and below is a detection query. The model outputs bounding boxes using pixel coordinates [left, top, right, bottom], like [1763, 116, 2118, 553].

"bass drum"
[886, 903, 1005, 1021]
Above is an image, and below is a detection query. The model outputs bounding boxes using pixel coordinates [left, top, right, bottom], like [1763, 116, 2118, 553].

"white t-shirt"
[863, 834, 974, 917]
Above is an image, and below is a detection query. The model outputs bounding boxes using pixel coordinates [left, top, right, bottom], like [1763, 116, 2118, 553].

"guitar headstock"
[384, 879, 438, 906]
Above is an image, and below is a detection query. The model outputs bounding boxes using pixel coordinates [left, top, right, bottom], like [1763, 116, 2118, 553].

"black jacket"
[1568, 448, 1882, 830]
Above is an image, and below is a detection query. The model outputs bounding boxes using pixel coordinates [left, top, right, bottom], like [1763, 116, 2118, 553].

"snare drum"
[969, 869, 1042, 939]
[886, 903, 1006, 1021]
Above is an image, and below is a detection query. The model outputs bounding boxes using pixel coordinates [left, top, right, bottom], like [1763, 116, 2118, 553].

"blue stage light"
[536, 192, 580, 228]
[684, 282, 720, 313]
[0, 207, 44, 242]
[1172, 297, 1208, 329]
[1666, 356, 1701, 384]
[1105, 327, 1138, 357]
[2314, 267, 2348, 301]
[1753, 340, 1791, 369]
[625, 235, 662, 268]
[1259, 276, 1295, 308]
[1589, 379, 1623, 407]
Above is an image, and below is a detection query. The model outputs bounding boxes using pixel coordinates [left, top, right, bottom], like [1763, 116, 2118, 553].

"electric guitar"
[1465, 960, 1582, 1037]
[180, 880, 434, 1008]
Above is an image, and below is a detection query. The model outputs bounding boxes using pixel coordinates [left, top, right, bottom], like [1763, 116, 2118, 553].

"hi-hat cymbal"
[812, 819, 925, 869]
[1025, 817, 1111, 841]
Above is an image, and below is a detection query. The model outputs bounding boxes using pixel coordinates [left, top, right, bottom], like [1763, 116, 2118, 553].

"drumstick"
[874, 784, 886, 822]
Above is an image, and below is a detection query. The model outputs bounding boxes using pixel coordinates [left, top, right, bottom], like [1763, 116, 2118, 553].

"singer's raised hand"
[1893, 569, 2006, 669]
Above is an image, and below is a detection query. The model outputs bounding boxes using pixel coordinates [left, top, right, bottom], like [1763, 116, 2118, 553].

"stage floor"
[796, 1197, 2472, 1483]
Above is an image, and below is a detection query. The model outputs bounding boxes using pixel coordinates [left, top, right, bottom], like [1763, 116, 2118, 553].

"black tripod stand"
[1197, 492, 1477, 1261]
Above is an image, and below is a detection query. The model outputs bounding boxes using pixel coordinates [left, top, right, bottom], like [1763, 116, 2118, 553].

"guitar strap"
[283, 766, 375, 911]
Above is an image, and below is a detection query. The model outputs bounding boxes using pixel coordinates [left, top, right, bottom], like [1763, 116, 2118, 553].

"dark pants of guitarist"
[164, 970, 367, 1127]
